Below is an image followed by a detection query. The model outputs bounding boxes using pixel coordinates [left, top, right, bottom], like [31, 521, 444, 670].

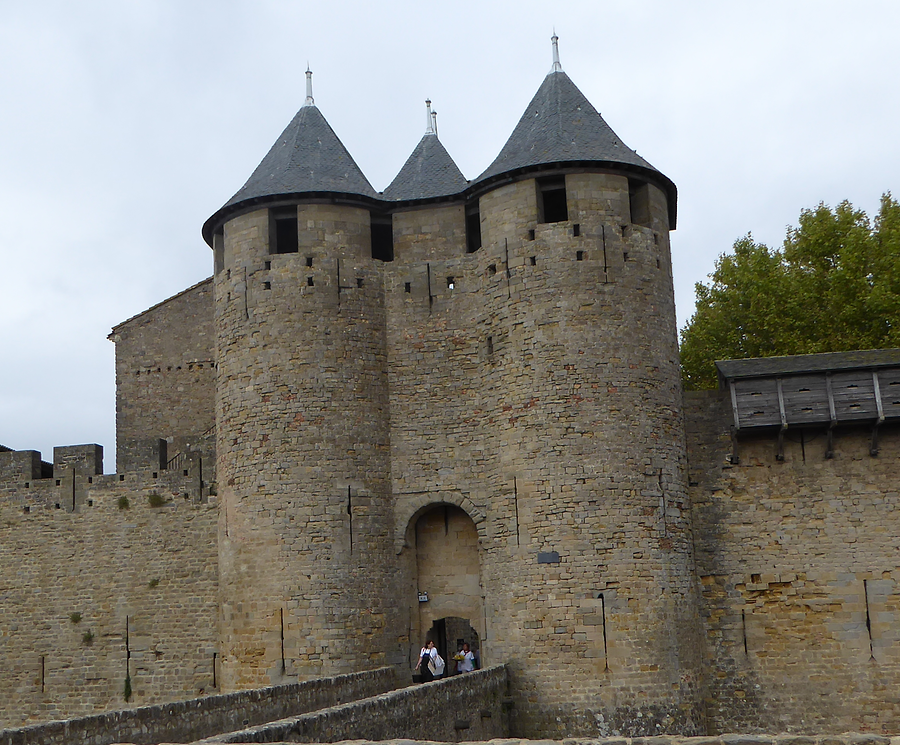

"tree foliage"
[680, 193, 900, 390]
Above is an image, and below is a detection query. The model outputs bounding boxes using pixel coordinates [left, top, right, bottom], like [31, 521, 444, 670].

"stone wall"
[685, 390, 900, 734]
[204, 665, 508, 744]
[0, 457, 218, 729]
[0, 667, 398, 745]
[205, 736, 900, 745]
[109, 278, 216, 475]
[384, 172, 703, 737]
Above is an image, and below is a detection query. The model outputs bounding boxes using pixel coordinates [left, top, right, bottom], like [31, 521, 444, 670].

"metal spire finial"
[304, 66, 315, 106]
[551, 31, 562, 73]
[425, 99, 435, 135]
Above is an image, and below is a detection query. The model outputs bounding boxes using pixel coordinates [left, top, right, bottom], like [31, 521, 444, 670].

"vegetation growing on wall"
[681, 193, 900, 389]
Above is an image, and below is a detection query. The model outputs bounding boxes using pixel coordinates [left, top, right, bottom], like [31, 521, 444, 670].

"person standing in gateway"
[457, 642, 475, 673]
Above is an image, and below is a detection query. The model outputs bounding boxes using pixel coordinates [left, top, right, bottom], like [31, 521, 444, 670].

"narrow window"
[370, 215, 394, 262]
[628, 179, 652, 228]
[264, 260, 271, 270]
[528, 229, 536, 241]
[573, 223, 581, 237]
[263, 281, 271, 290]
[537, 176, 568, 223]
[356, 278, 363, 288]
[269, 207, 299, 254]
[487, 336, 494, 356]
[213, 229, 225, 273]
[529, 256, 536, 266]
[306, 256, 313, 267]
[404, 282, 411, 293]
[466, 202, 482, 253]
[576, 251, 584, 261]
[307, 277, 314, 287]
[447, 277, 455, 290]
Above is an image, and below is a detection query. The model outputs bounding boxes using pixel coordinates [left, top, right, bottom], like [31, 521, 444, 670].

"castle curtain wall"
[686, 390, 900, 733]
[0, 473, 218, 727]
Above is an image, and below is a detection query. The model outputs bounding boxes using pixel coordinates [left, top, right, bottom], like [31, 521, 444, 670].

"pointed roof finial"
[425, 99, 435, 135]
[304, 66, 315, 106]
[551, 30, 562, 73]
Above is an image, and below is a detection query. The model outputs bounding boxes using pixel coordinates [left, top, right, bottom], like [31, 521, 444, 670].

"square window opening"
[371, 215, 394, 262]
[537, 175, 568, 223]
[269, 207, 299, 254]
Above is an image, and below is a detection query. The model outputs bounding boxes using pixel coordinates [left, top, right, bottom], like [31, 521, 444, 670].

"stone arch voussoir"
[394, 493, 486, 555]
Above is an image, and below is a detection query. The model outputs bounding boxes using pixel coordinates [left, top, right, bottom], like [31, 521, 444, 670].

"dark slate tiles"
[474, 71, 660, 184]
[383, 134, 468, 202]
[223, 104, 377, 208]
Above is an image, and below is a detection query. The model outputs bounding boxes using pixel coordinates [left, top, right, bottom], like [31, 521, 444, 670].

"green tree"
[680, 193, 900, 390]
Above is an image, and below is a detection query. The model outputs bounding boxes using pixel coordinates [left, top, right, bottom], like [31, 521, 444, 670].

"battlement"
[0, 441, 212, 513]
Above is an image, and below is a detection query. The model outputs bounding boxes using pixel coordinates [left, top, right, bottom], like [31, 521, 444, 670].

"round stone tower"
[202, 71, 401, 689]
[460, 39, 704, 734]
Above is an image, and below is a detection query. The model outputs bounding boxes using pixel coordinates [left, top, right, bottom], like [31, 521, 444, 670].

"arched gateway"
[400, 503, 483, 672]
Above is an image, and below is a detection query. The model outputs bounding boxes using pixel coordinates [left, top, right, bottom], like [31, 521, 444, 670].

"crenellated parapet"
[0, 441, 218, 729]
[0, 442, 212, 513]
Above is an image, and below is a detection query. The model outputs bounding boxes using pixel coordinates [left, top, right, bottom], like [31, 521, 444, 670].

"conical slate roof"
[224, 104, 377, 207]
[475, 70, 666, 185]
[383, 133, 468, 201]
[203, 100, 378, 243]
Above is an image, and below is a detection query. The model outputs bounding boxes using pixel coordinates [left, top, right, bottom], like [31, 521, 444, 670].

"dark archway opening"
[427, 616, 480, 675]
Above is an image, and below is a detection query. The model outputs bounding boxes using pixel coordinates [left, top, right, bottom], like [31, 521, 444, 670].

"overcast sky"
[2, 1, 899, 471]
